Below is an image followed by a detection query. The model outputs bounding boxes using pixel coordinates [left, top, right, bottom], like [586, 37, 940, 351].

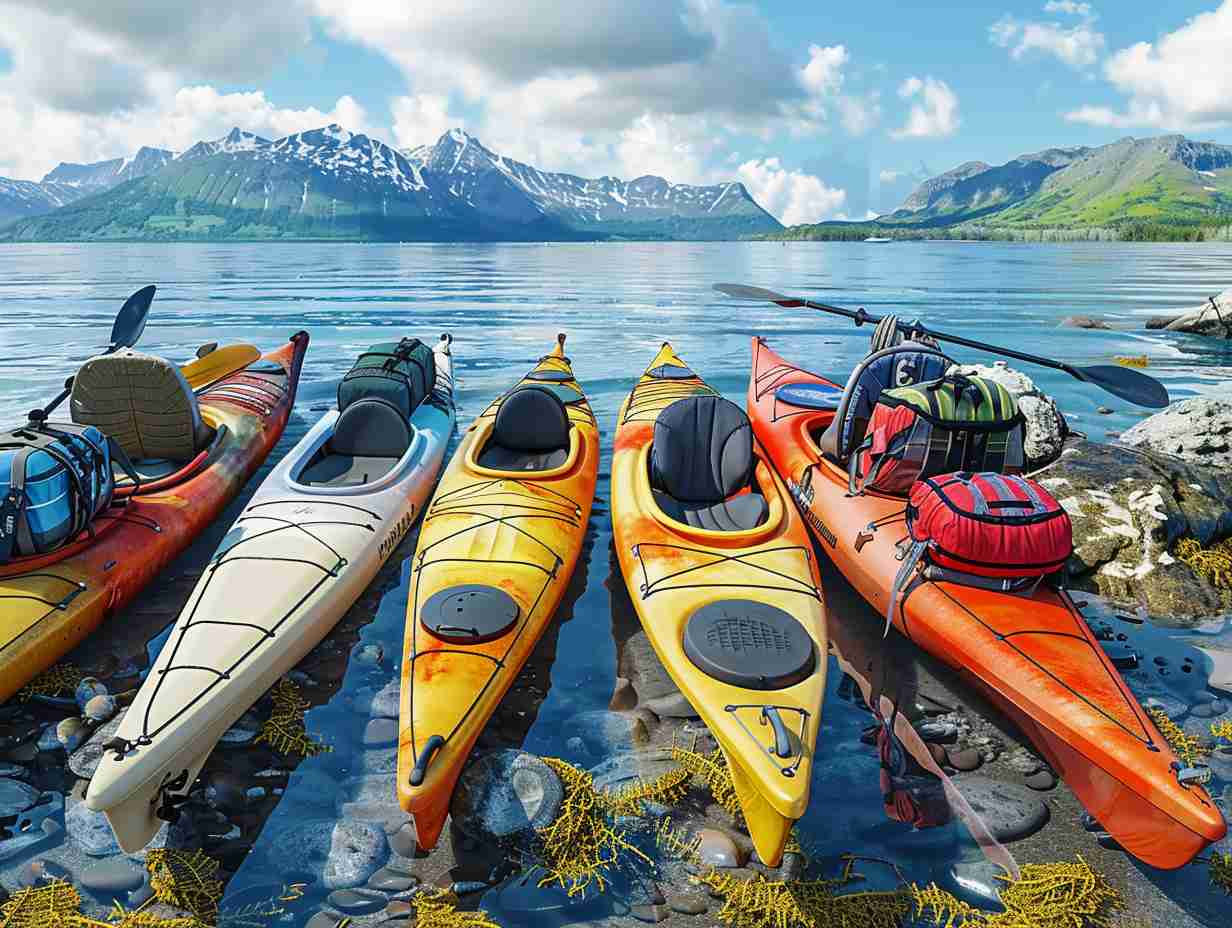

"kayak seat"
[477, 386, 571, 472]
[70, 348, 213, 463]
[650, 395, 767, 532]
[113, 457, 179, 485]
[299, 399, 410, 487]
[818, 343, 951, 463]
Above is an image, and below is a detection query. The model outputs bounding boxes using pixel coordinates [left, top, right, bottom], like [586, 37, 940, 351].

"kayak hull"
[0, 333, 310, 705]
[610, 344, 827, 867]
[86, 342, 455, 853]
[398, 340, 598, 849]
[746, 336, 1226, 869]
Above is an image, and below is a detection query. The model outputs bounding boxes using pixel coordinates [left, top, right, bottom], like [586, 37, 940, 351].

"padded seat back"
[652, 395, 753, 503]
[332, 399, 411, 458]
[477, 387, 572, 472]
[818, 343, 951, 462]
[70, 348, 210, 462]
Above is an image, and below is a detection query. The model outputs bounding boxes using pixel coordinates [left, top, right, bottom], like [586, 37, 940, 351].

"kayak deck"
[747, 336, 1226, 869]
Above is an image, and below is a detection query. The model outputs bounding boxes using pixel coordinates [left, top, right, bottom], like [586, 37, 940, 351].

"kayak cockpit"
[299, 397, 413, 487]
[474, 385, 573, 472]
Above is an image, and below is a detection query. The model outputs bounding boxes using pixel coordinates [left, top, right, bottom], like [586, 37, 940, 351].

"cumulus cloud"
[1066, 2, 1232, 130]
[890, 76, 960, 139]
[879, 169, 905, 183]
[989, 4, 1104, 70]
[737, 157, 847, 225]
[390, 94, 458, 151]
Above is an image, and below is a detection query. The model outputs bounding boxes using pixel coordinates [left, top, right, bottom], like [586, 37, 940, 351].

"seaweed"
[1174, 536, 1232, 591]
[16, 663, 87, 701]
[408, 889, 501, 927]
[696, 867, 910, 928]
[253, 678, 331, 756]
[145, 849, 224, 922]
[600, 764, 692, 817]
[670, 743, 742, 820]
[1210, 852, 1232, 895]
[1147, 707, 1208, 765]
[1210, 718, 1232, 746]
[0, 880, 85, 928]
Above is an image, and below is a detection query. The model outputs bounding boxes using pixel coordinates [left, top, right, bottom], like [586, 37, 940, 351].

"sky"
[0, 1, 1229, 222]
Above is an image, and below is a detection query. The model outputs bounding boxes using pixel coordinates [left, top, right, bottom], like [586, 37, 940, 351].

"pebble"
[954, 776, 1050, 842]
[384, 900, 414, 919]
[945, 747, 983, 772]
[76, 678, 108, 710]
[928, 743, 948, 766]
[68, 710, 127, 778]
[943, 855, 1006, 908]
[693, 828, 745, 868]
[0, 795, 64, 863]
[84, 694, 118, 723]
[305, 912, 342, 928]
[914, 720, 958, 744]
[643, 692, 700, 719]
[368, 866, 419, 892]
[667, 893, 708, 915]
[245, 786, 265, 801]
[220, 719, 259, 745]
[631, 904, 671, 923]
[363, 718, 399, 749]
[0, 777, 41, 816]
[451, 750, 564, 841]
[1024, 770, 1057, 791]
[19, 859, 71, 887]
[1191, 699, 1228, 719]
[327, 888, 389, 915]
[352, 679, 400, 719]
[37, 725, 64, 753]
[1142, 694, 1188, 721]
[56, 718, 88, 752]
[352, 643, 384, 667]
[389, 823, 418, 858]
[80, 858, 145, 893]
[1002, 748, 1043, 776]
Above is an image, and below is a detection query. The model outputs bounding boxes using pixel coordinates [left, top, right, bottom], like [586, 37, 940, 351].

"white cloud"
[879, 169, 905, 183]
[800, 44, 847, 96]
[838, 93, 882, 135]
[390, 95, 458, 151]
[890, 76, 960, 139]
[1067, 2, 1232, 130]
[989, 4, 1105, 70]
[736, 157, 846, 225]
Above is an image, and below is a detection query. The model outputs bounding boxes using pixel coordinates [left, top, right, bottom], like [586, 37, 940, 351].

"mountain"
[0, 177, 77, 224]
[0, 146, 174, 224]
[767, 133, 1232, 240]
[404, 129, 780, 239]
[0, 125, 781, 242]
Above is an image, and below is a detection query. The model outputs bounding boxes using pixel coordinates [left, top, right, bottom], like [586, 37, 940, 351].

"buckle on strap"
[1171, 762, 1212, 788]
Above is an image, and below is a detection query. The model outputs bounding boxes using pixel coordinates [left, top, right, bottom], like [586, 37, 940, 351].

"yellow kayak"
[610, 343, 828, 866]
[397, 335, 599, 849]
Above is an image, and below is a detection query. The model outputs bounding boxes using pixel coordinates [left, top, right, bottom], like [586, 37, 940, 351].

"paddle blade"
[714, 283, 803, 306]
[1077, 364, 1170, 409]
[110, 285, 155, 350]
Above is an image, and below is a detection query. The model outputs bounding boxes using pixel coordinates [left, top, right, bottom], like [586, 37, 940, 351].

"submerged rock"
[68, 710, 127, 779]
[1035, 439, 1232, 624]
[450, 750, 564, 842]
[1120, 397, 1232, 471]
[954, 776, 1050, 842]
[1060, 315, 1111, 330]
[949, 361, 1067, 470]
[0, 777, 40, 816]
[267, 819, 389, 890]
[1161, 289, 1232, 337]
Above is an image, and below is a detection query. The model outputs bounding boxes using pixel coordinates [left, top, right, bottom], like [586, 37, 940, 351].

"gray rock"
[327, 888, 388, 915]
[631, 903, 671, 922]
[368, 866, 419, 892]
[359, 747, 399, 775]
[1142, 694, 1188, 721]
[609, 677, 638, 711]
[940, 854, 1008, 908]
[362, 717, 399, 749]
[76, 678, 108, 710]
[1024, 770, 1057, 791]
[1207, 747, 1232, 782]
[1035, 438, 1232, 624]
[1120, 397, 1232, 471]
[37, 724, 64, 753]
[590, 749, 682, 800]
[1060, 315, 1111, 330]
[643, 692, 700, 719]
[352, 679, 399, 719]
[286, 769, 340, 807]
[0, 793, 64, 862]
[1191, 699, 1228, 719]
[668, 893, 708, 915]
[0, 777, 40, 815]
[692, 828, 745, 868]
[1162, 289, 1232, 338]
[69, 710, 127, 779]
[561, 710, 652, 755]
[267, 819, 388, 890]
[84, 694, 118, 723]
[56, 718, 88, 752]
[352, 644, 384, 667]
[954, 775, 1050, 842]
[389, 823, 418, 858]
[451, 750, 564, 841]
[337, 773, 408, 833]
[949, 361, 1067, 469]
[80, 858, 146, 893]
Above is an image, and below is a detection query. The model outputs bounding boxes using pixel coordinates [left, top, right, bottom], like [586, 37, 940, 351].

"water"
[0, 242, 1230, 926]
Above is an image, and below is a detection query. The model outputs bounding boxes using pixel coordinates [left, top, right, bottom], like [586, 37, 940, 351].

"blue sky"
[0, 1, 1227, 221]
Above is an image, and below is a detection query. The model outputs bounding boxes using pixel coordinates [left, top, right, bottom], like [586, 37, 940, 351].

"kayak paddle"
[29, 284, 157, 422]
[714, 283, 1170, 409]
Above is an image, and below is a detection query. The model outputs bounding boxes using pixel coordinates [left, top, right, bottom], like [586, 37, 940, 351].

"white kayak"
[86, 336, 456, 852]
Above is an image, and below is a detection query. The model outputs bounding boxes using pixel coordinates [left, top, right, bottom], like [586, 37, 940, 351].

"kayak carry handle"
[557, 332, 566, 348]
[760, 706, 793, 759]
[410, 735, 446, 786]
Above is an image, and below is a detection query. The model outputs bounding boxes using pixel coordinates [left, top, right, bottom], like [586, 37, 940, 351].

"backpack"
[885, 472, 1073, 629]
[337, 338, 435, 420]
[0, 422, 116, 562]
[848, 373, 1025, 496]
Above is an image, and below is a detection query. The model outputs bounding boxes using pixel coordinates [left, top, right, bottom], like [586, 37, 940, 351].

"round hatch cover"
[422, 585, 519, 644]
[526, 369, 573, 383]
[775, 382, 843, 411]
[683, 600, 814, 690]
[647, 364, 696, 380]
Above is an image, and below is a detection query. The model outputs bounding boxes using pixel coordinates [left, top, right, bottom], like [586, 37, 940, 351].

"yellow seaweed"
[1175, 537, 1232, 591]
[253, 678, 331, 756]
[145, 849, 224, 922]
[1147, 706, 1209, 766]
[16, 663, 87, 701]
[670, 744, 742, 820]
[696, 869, 909, 928]
[1210, 718, 1232, 746]
[408, 890, 500, 928]
[1211, 852, 1232, 895]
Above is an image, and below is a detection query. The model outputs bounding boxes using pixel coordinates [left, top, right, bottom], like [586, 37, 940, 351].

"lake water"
[0, 242, 1229, 926]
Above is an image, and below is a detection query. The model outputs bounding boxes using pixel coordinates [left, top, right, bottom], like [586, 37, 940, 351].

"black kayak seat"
[818, 343, 951, 462]
[299, 398, 411, 487]
[650, 395, 767, 532]
[477, 386, 571, 472]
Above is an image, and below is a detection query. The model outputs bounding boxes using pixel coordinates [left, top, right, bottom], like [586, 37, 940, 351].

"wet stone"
[363, 718, 399, 749]
[327, 888, 389, 915]
[451, 750, 564, 842]
[694, 828, 745, 868]
[368, 866, 419, 892]
[945, 747, 983, 772]
[84, 694, 118, 723]
[268, 819, 389, 890]
[80, 858, 145, 893]
[305, 912, 342, 928]
[914, 720, 958, 744]
[0, 777, 40, 815]
[384, 900, 414, 919]
[609, 677, 638, 711]
[56, 718, 88, 753]
[19, 859, 71, 887]
[631, 903, 671, 923]
[36, 725, 63, 753]
[668, 893, 708, 915]
[75, 678, 108, 710]
[68, 710, 126, 778]
[1191, 699, 1228, 719]
[955, 776, 1050, 842]
[389, 823, 418, 858]
[352, 680, 399, 720]
[1024, 770, 1057, 791]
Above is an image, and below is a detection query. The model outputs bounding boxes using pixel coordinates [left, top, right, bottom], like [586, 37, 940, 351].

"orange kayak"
[747, 336, 1226, 869]
[0, 332, 309, 702]
[398, 336, 599, 849]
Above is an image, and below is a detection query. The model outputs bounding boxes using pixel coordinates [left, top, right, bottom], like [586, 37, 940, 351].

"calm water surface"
[0, 242, 1229, 925]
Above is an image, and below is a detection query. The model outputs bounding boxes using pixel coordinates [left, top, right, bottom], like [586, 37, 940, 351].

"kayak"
[398, 336, 598, 849]
[87, 336, 455, 852]
[610, 343, 827, 867]
[0, 332, 310, 706]
[747, 336, 1227, 869]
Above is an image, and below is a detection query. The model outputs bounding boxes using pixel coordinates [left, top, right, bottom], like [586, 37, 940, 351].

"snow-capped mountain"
[2, 124, 780, 241]
[42, 147, 175, 193]
[405, 129, 779, 238]
[0, 177, 77, 224]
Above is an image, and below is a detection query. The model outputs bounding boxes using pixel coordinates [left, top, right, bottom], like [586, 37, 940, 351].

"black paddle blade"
[714, 283, 803, 306]
[1076, 364, 1170, 409]
[109, 285, 155, 350]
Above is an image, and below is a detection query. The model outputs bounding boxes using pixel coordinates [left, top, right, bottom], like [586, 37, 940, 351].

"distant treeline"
[756, 220, 1232, 243]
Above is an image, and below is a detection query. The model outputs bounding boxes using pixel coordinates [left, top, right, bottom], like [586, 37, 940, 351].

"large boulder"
[1161, 289, 1232, 337]
[1034, 439, 1232, 625]
[948, 361, 1067, 470]
[1119, 397, 1232, 470]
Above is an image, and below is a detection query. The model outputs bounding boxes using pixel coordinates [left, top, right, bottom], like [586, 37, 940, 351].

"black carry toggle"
[760, 706, 793, 759]
[409, 735, 446, 786]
